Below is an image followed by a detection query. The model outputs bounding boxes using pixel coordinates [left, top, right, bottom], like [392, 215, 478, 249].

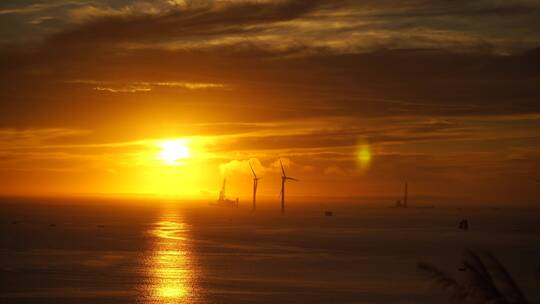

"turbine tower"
[280, 159, 298, 214]
[403, 182, 408, 208]
[219, 178, 227, 202]
[249, 161, 259, 211]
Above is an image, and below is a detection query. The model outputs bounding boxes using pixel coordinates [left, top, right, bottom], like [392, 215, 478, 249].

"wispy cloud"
[93, 86, 152, 93]
[218, 157, 294, 177]
[28, 16, 55, 25]
[66, 2, 170, 23]
[323, 165, 347, 176]
[33, 0, 538, 54]
[69, 79, 228, 93]
[0, 1, 85, 15]
[0, 128, 90, 147]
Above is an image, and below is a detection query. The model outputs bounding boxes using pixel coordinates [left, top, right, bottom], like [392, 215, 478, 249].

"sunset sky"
[1, 0, 539, 204]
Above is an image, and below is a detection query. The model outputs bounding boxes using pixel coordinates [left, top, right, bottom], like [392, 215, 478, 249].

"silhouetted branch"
[418, 249, 529, 304]
[417, 262, 470, 302]
[463, 249, 502, 301]
[482, 251, 527, 303]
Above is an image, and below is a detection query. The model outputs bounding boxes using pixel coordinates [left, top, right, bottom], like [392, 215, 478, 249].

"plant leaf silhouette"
[482, 251, 527, 303]
[463, 249, 502, 301]
[417, 262, 470, 302]
[418, 249, 529, 304]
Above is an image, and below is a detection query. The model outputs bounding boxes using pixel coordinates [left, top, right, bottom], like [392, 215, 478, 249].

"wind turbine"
[403, 181, 408, 208]
[249, 161, 259, 211]
[279, 159, 298, 214]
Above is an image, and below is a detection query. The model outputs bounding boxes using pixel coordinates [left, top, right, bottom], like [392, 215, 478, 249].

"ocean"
[1, 197, 539, 303]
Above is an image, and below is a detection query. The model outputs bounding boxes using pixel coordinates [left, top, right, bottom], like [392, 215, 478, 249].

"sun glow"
[159, 139, 191, 165]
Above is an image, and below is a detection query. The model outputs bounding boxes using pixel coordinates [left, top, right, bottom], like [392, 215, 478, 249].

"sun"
[158, 139, 191, 165]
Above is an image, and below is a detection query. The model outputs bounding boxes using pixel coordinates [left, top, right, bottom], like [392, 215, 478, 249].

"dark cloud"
[350, 0, 540, 18]
[49, 0, 344, 46]
[25, 0, 534, 54]
[1, 43, 540, 132]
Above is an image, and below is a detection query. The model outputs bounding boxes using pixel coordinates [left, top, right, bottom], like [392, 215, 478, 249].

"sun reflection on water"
[142, 209, 197, 303]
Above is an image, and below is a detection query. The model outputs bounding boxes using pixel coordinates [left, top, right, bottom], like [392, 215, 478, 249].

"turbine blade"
[249, 161, 257, 178]
[286, 177, 299, 181]
[280, 159, 286, 176]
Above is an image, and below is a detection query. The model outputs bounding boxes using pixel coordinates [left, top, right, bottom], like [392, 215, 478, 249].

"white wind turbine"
[279, 159, 298, 214]
[249, 161, 259, 211]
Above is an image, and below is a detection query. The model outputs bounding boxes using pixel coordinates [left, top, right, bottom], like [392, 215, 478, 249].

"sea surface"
[1, 197, 539, 304]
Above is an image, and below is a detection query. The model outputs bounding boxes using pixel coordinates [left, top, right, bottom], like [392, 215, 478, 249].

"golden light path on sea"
[142, 207, 198, 303]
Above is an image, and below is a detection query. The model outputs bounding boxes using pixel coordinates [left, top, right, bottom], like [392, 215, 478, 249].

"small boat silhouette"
[458, 219, 469, 230]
